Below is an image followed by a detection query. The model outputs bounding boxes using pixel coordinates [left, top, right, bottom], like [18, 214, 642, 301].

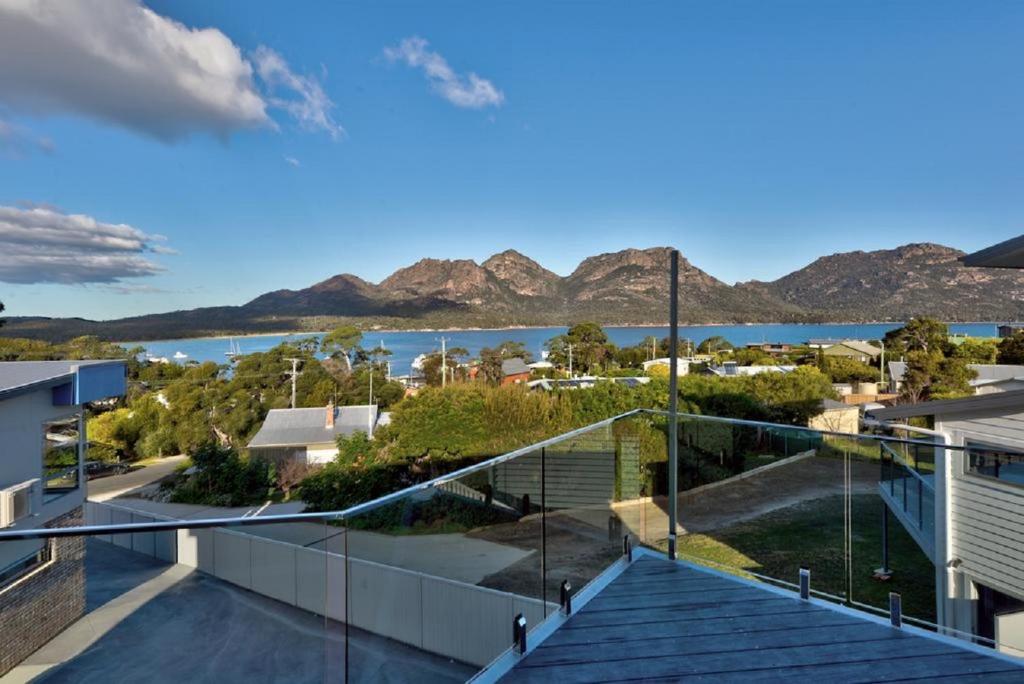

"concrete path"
[86, 455, 187, 502]
[3, 541, 472, 683]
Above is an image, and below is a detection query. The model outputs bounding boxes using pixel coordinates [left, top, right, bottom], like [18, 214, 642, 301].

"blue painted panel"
[75, 362, 126, 403]
[52, 382, 75, 405]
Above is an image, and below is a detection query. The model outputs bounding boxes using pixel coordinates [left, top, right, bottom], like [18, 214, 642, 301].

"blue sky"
[0, 0, 1022, 319]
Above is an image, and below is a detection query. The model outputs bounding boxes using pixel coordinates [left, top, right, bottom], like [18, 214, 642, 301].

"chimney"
[326, 403, 335, 429]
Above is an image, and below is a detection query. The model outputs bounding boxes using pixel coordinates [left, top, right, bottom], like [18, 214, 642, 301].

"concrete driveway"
[87, 455, 187, 502]
[5, 541, 473, 683]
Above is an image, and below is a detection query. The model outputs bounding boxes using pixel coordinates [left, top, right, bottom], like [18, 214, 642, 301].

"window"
[965, 442, 1024, 488]
[43, 415, 81, 498]
[0, 540, 52, 591]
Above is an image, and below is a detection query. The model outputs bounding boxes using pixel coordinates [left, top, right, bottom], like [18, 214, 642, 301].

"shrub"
[171, 443, 274, 507]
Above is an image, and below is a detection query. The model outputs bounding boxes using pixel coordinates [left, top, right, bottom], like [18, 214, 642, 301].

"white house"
[0, 360, 126, 675]
[869, 391, 1024, 655]
[247, 403, 389, 465]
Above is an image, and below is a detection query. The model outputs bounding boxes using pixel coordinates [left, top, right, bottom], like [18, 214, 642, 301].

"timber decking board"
[501, 556, 1024, 683]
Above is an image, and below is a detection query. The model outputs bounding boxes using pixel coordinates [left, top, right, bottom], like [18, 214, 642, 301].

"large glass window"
[965, 442, 1024, 487]
[43, 415, 81, 499]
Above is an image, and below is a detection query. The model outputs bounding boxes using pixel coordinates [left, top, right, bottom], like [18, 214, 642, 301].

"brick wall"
[0, 506, 86, 676]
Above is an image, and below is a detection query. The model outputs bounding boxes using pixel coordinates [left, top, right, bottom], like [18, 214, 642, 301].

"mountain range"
[3, 243, 1023, 342]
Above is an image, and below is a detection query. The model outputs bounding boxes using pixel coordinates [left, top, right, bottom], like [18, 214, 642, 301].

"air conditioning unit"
[0, 479, 38, 528]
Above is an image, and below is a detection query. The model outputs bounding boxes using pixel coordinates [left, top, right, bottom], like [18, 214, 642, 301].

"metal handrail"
[0, 408, 645, 541]
[880, 442, 935, 491]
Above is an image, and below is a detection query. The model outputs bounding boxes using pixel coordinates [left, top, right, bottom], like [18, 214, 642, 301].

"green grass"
[672, 494, 936, 621]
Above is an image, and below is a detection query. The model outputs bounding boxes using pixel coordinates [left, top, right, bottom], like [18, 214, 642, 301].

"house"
[999, 325, 1024, 339]
[822, 340, 882, 363]
[641, 357, 689, 376]
[888, 362, 1024, 396]
[807, 398, 860, 434]
[0, 360, 126, 675]
[705, 362, 796, 377]
[500, 357, 532, 385]
[869, 391, 1024, 654]
[745, 342, 793, 355]
[247, 403, 388, 465]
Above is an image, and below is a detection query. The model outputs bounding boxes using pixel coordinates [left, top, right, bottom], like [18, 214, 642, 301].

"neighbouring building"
[822, 340, 883, 364]
[807, 398, 860, 434]
[500, 358, 532, 385]
[705, 362, 795, 377]
[641, 357, 690, 376]
[869, 391, 1024, 655]
[999, 325, 1024, 339]
[888, 362, 1024, 396]
[247, 404, 389, 465]
[745, 342, 793, 355]
[0, 360, 126, 676]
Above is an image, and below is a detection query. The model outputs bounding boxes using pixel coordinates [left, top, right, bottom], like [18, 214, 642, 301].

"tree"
[900, 350, 975, 403]
[421, 347, 469, 386]
[320, 326, 362, 372]
[952, 338, 998, 364]
[731, 348, 776, 366]
[884, 318, 949, 355]
[997, 332, 1024, 364]
[821, 357, 876, 384]
[0, 300, 4, 327]
[546, 323, 612, 375]
[478, 341, 533, 384]
[697, 336, 733, 354]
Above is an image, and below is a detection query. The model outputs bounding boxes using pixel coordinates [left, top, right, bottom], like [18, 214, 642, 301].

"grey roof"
[501, 358, 532, 376]
[248, 404, 379, 448]
[886, 362, 1024, 386]
[0, 360, 123, 399]
[962, 234, 1024, 269]
[826, 340, 882, 357]
[868, 388, 1024, 421]
[820, 398, 852, 411]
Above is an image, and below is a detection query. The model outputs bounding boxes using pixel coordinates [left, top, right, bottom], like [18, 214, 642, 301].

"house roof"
[501, 358, 532, 376]
[0, 360, 125, 401]
[248, 404, 379, 448]
[962, 233, 1024, 269]
[868, 388, 1024, 421]
[820, 398, 853, 411]
[888, 362, 1024, 386]
[825, 340, 882, 357]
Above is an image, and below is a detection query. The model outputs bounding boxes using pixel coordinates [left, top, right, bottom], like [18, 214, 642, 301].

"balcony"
[1, 410, 1022, 681]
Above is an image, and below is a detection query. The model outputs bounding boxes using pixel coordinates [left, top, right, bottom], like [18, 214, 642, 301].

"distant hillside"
[3, 243, 1022, 342]
[737, 243, 1024, 322]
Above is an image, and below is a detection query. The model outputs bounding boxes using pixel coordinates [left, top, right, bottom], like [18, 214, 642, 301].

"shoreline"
[118, 320, 1003, 346]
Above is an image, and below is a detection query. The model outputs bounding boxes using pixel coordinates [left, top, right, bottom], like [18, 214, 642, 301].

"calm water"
[124, 323, 998, 376]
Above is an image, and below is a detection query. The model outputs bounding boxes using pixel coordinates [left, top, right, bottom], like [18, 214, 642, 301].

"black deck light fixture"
[668, 249, 680, 560]
[513, 613, 528, 654]
[799, 566, 811, 599]
[889, 592, 903, 628]
[560, 580, 573, 615]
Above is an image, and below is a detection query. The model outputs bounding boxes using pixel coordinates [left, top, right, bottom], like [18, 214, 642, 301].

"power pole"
[668, 250, 680, 561]
[284, 358, 301, 409]
[567, 343, 574, 378]
[439, 336, 448, 388]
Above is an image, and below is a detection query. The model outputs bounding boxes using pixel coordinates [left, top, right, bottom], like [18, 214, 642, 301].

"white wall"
[86, 501, 549, 667]
[0, 389, 84, 569]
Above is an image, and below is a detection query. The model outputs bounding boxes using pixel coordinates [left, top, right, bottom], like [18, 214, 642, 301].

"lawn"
[672, 493, 936, 621]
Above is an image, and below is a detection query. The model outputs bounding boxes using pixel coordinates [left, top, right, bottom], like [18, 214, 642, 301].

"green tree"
[546, 322, 612, 375]
[821, 357, 877, 384]
[478, 341, 533, 384]
[900, 350, 976, 403]
[320, 325, 363, 372]
[952, 338, 998, 364]
[422, 347, 469, 386]
[997, 332, 1024, 364]
[884, 318, 949, 355]
[697, 336, 733, 354]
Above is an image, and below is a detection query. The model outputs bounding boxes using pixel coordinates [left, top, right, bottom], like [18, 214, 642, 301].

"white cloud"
[383, 36, 504, 109]
[0, 205, 173, 284]
[284, 155, 301, 167]
[254, 47, 343, 140]
[0, 0, 340, 141]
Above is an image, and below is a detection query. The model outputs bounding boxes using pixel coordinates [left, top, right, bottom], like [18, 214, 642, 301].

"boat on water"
[225, 338, 242, 361]
[173, 351, 188, 360]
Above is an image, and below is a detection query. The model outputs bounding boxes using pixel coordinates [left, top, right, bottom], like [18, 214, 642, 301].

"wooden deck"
[501, 555, 1024, 682]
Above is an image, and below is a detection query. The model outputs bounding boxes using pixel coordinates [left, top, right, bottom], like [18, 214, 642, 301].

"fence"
[85, 501, 547, 667]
